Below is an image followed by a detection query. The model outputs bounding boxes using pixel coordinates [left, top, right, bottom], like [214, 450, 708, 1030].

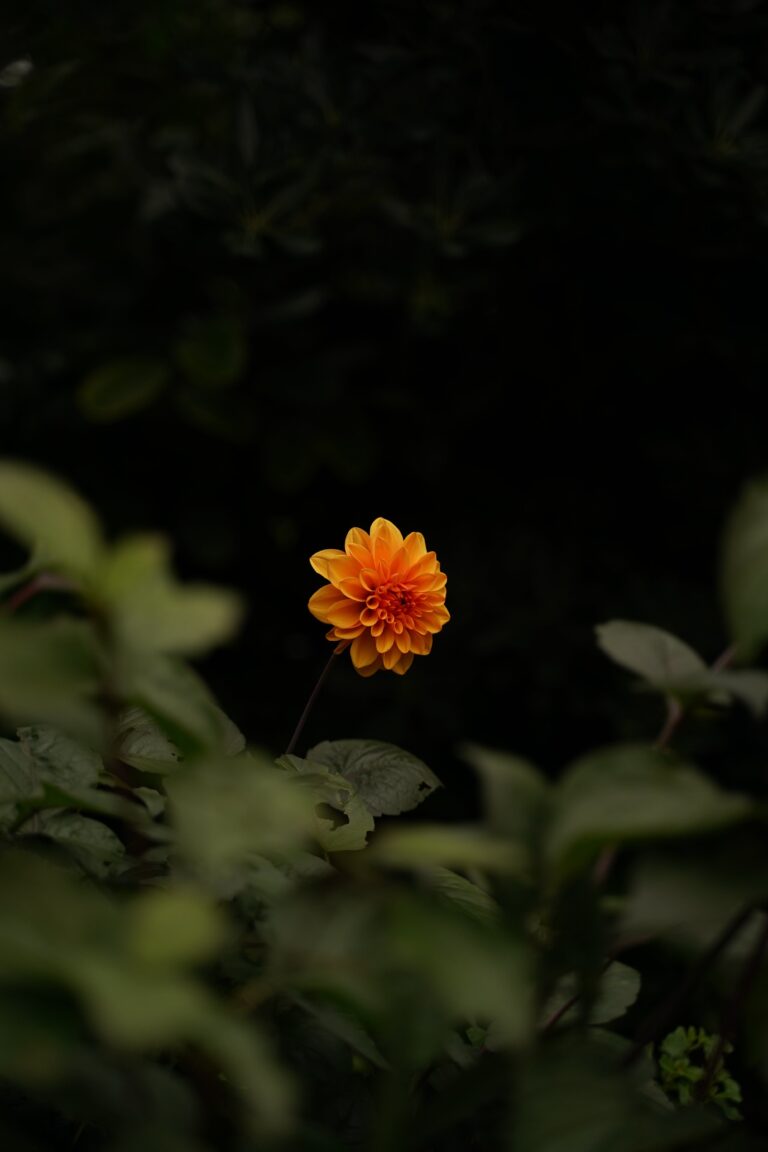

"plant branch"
[621, 904, 755, 1068]
[697, 909, 768, 1100]
[3, 571, 74, 614]
[285, 648, 340, 756]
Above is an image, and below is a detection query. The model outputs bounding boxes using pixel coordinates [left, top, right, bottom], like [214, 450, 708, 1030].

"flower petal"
[310, 549, 346, 578]
[410, 632, 433, 655]
[395, 629, 411, 654]
[392, 652, 414, 676]
[402, 532, 427, 568]
[375, 627, 395, 653]
[324, 599, 364, 629]
[351, 630, 379, 669]
[308, 584, 348, 622]
[356, 657, 382, 678]
[370, 518, 404, 564]
[337, 577, 366, 601]
[382, 645, 401, 670]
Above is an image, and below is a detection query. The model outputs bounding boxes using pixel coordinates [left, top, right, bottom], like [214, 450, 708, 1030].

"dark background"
[3, 0, 768, 813]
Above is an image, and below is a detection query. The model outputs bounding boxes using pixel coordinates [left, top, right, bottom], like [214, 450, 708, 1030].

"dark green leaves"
[305, 739, 441, 817]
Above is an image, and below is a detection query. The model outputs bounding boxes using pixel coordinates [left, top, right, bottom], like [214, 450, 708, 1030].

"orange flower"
[308, 518, 449, 676]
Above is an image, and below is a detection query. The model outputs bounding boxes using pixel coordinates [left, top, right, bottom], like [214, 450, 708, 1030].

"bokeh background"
[3, 0, 768, 811]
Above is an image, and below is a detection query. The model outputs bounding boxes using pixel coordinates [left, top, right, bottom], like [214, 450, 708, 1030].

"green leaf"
[0, 461, 103, 576]
[595, 620, 707, 690]
[721, 479, 768, 657]
[306, 739, 441, 816]
[278, 757, 376, 852]
[125, 888, 226, 967]
[166, 757, 314, 892]
[541, 962, 641, 1029]
[97, 534, 243, 657]
[460, 743, 549, 841]
[291, 993, 389, 1070]
[77, 357, 169, 422]
[30, 811, 127, 878]
[419, 866, 499, 925]
[174, 314, 247, 390]
[0, 617, 105, 745]
[369, 823, 529, 875]
[18, 724, 101, 790]
[547, 745, 752, 881]
[117, 705, 183, 773]
[0, 738, 40, 803]
[119, 653, 236, 757]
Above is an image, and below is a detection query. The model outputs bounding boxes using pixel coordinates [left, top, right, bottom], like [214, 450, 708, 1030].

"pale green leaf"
[370, 823, 529, 875]
[0, 461, 103, 576]
[595, 620, 707, 689]
[97, 534, 243, 657]
[30, 811, 127, 878]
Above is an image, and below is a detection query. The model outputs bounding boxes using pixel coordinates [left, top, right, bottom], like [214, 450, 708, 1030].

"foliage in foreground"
[1, 462, 768, 1150]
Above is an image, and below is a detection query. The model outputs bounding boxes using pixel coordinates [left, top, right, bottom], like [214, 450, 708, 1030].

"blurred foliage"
[0, 464, 766, 1150]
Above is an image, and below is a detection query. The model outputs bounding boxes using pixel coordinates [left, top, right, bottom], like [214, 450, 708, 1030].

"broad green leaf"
[460, 743, 549, 841]
[117, 705, 183, 772]
[547, 745, 752, 881]
[119, 652, 235, 756]
[721, 480, 768, 657]
[0, 461, 103, 576]
[77, 357, 169, 422]
[595, 620, 707, 689]
[369, 823, 529, 875]
[166, 757, 314, 892]
[97, 534, 243, 657]
[278, 755, 376, 852]
[29, 811, 127, 878]
[420, 865, 499, 925]
[17, 725, 101, 790]
[700, 668, 768, 716]
[0, 738, 40, 803]
[540, 961, 641, 1029]
[306, 739, 440, 816]
[0, 617, 105, 745]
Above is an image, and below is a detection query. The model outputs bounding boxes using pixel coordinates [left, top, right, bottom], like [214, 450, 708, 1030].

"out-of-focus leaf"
[595, 620, 707, 690]
[96, 533, 243, 657]
[460, 743, 549, 841]
[419, 866, 499, 925]
[369, 824, 529, 875]
[541, 962, 641, 1029]
[125, 888, 226, 967]
[306, 739, 440, 817]
[0, 618, 105, 745]
[511, 1036, 721, 1152]
[18, 724, 101, 790]
[546, 745, 752, 881]
[117, 705, 183, 773]
[118, 653, 236, 757]
[0, 462, 103, 577]
[721, 480, 768, 657]
[77, 357, 169, 422]
[166, 756, 313, 892]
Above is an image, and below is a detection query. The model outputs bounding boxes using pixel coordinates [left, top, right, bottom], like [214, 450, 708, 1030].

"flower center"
[365, 581, 419, 626]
